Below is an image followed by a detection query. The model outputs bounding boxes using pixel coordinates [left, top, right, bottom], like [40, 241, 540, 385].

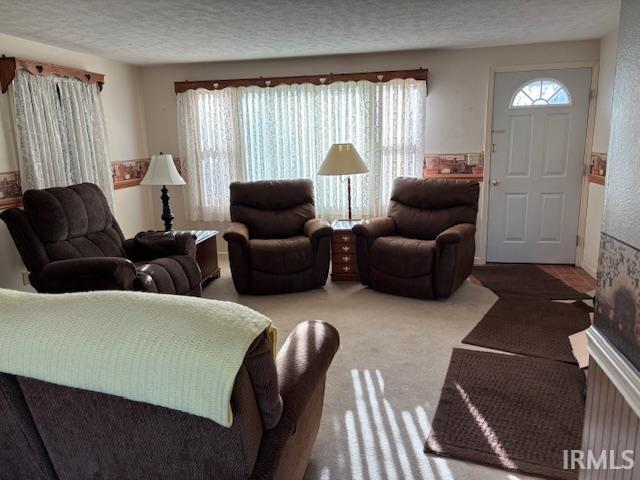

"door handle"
[491, 178, 501, 186]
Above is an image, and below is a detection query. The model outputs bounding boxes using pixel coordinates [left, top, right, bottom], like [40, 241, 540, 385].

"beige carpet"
[204, 260, 538, 480]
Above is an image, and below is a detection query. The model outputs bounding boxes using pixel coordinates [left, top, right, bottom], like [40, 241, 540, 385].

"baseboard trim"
[582, 262, 598, 279]
[587, 326, 640, 418]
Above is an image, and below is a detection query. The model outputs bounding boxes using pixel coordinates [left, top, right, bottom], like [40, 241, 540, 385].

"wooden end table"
[331, 219, 361, 282]
[182, 230, 220, 285]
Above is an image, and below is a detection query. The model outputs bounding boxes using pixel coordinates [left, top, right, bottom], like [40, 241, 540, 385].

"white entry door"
[487, 68, 592, 263]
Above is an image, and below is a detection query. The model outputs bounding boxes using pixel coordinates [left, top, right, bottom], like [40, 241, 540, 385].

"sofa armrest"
[32, 257, 137, 293]
[352, 216, 396, 244]
[249, 320, 339, 479]
[124, 231, 197, 261]
[303, 218, 332, 243]
[276, 320, 339, 425]
[223, 222, 250, 247]
[436, 223, 476, 245]
[434, 224, 476, 298]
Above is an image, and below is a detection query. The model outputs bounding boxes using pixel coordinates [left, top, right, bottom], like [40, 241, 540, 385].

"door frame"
[477, 61, 600, 267]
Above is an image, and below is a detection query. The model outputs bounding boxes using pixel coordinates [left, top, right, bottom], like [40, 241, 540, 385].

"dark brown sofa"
[0, 183, 202, 296]
[224, 179, 332, 295]
[0, 320, 340, 480]
[353, 177, 480, 299]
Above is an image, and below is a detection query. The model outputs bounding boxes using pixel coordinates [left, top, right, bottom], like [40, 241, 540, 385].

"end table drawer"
[332, 253, 356, 264]
[334, 263, 358, 274]
[333, 232, 356, 244]
[330, 220, 361, 282]
[333, 243, 355, 254]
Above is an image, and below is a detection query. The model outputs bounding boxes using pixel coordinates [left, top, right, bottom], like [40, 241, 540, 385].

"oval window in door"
[510, 78, 572, 108]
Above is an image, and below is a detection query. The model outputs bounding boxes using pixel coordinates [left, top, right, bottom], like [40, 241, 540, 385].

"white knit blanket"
[0, 288, 276, 427]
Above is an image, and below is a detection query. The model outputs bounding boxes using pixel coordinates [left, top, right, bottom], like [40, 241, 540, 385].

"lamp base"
[160, 185, 174, 231]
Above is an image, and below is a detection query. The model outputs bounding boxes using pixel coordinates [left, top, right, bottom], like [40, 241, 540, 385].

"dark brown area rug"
[425, 349, 585, 480]
[472, 264, 591, 300]
[462, 299, 592, 364]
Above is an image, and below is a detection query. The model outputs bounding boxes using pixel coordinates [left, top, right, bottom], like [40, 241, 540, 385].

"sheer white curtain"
[177, 88, 244, 221]
[12, 69, 114, 206]
[177, 78, 425, 221]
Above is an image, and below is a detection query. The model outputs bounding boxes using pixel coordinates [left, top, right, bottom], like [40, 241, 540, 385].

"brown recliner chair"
[0, 183, 202, 296]
[0, 320, 340, 480]
[353, 177, 480, 299]
[224, 179, 332, 295]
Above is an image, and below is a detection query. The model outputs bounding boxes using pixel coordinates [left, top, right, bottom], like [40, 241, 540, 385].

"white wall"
[0, 33, 154, 290]
[581, 30, 619, 276]
[138, 40, 600, 250]
[141, 40, 600, 156]
[582, 183, 606, 277]
[593, 30, 619, 153]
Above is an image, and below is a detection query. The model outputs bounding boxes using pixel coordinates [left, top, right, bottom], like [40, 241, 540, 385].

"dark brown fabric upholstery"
[229, 180, 316, 239]
[249, 237, 314, 274]
[225, 180, 332, 295]
[354, 177, 479, 299]
[0, 321, 339, 480]
[371, 236, 435, 278]
[251, 321, 340, 480]
[388, 177, 479, 240]
[0, 183, 202, 296]
[0, 374, 57, 480]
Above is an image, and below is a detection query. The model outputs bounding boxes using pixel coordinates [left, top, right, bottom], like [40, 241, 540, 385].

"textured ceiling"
[0, 0, 620, 65]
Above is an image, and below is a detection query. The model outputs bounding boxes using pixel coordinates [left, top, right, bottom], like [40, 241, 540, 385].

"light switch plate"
[466, 153, 482, 166]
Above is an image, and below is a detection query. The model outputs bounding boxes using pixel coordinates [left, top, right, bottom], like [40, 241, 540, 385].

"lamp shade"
[140, 153, 186, 186]
[317, 143, 368, 176]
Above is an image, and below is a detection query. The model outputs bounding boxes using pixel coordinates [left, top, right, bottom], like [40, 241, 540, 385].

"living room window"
[177, 77, 426, 221]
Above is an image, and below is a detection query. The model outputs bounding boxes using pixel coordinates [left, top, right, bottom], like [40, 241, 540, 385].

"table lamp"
[317, 143, 368, 220]
[141, 153, 186, 231]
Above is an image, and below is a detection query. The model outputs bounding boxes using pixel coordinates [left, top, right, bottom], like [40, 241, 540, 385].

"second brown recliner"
[353, 177, 480, 299]
[0, 183, 202, 296]
[224, 179, 332, 295]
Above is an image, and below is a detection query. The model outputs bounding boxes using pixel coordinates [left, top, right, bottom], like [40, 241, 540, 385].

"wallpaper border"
[594, 231, 640, 371]
[0, 157, 184, 209]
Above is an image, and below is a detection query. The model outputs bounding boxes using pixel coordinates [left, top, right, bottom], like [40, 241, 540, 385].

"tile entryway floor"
[536, 264, 596, 293]
[469, 264, 596, 294]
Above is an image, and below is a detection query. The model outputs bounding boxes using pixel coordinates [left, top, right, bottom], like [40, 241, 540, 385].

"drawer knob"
[341, 235, 350, 242]
[342, 256, 351, 262]
[342, 266, 351, 272]
[341, 245, 351, 252]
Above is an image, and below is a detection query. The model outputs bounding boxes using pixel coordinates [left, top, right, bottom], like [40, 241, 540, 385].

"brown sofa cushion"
[17, 367, 264, 480]
[371, 236, 436, 278]
[0, 374, 57, 480]
[23, 183, 126, 261]
[135, 256, 201, 295]
[230, 180, 315, 239]
[249, 236, 314, 274]
[388, 178, 480, 240]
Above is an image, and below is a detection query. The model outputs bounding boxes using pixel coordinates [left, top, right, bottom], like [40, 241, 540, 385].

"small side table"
[184, 230, 220, 285]
[331, 219, 362, 282]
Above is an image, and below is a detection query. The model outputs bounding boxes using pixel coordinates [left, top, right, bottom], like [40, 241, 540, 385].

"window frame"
[509, 77, 572, 109]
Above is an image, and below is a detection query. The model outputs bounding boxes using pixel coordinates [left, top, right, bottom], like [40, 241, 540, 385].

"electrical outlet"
[21, 271, 30, 286]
